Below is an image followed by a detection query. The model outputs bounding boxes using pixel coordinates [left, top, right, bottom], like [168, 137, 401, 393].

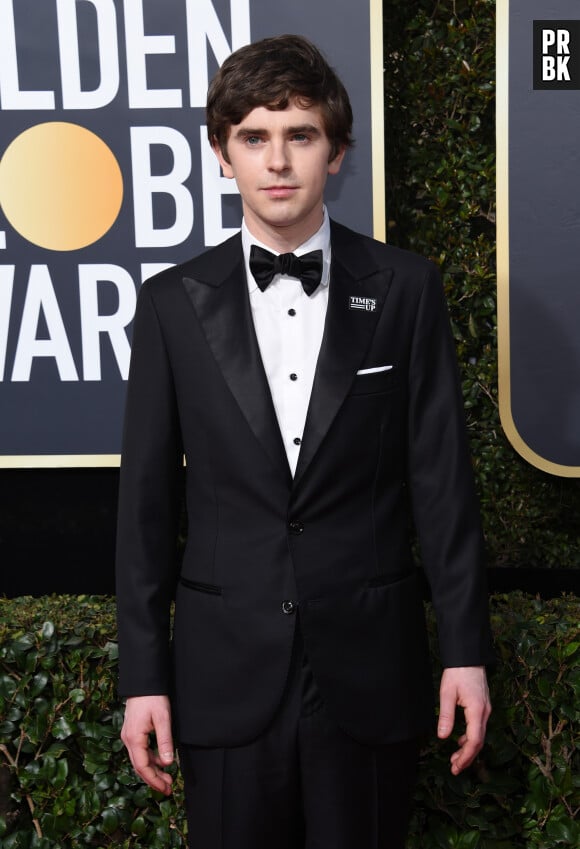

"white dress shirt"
[242, 207, 331, 476]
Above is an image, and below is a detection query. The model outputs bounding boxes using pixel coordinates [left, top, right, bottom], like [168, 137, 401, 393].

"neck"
[243, 209, 325, 253]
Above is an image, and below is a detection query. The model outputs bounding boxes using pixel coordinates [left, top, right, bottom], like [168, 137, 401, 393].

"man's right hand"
[121, 695, 174, 795]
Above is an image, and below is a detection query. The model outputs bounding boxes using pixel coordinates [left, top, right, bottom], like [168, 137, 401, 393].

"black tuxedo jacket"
[116, 220, 494, 747]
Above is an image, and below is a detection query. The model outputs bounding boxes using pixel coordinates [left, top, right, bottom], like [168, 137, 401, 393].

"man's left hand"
[437, 666, 491, 775]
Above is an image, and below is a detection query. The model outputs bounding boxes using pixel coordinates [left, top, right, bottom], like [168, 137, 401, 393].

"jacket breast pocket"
[349, 367, 398, 396]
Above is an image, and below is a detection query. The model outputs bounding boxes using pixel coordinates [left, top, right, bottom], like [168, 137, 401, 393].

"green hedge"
[1, 594, 578, 848]
[0, 597, 185, 848]
[383, 0, 580, 567]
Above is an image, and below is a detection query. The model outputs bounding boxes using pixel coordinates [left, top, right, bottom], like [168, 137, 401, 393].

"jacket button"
[281, 600, 296, 615]
[289, 520, 304, 535]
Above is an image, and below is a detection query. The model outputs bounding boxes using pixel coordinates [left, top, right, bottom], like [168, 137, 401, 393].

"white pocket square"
[356, 365, 393, 375]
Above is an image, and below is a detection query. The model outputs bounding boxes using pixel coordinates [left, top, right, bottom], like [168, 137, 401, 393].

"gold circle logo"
[0, 122, 123, 251]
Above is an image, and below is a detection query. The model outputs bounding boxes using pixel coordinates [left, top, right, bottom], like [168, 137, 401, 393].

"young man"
[117, 34, 494, 849]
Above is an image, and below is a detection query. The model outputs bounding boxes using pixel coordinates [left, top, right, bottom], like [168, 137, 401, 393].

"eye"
[291, 133, 309, 143]
[245, 135, 262, 146]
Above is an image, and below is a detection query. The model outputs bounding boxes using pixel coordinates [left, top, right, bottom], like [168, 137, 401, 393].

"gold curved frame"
[496, 0, 580, 477]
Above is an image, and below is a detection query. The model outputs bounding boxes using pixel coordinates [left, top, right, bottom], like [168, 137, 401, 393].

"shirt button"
[289, 520, 304, 535]
[289, 373, 298, 381]
[293, 437, 302, 446]
[288, 308, 296, 316]
[281, 600, 296, 615]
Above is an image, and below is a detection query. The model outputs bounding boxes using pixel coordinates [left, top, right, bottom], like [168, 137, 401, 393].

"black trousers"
[179, 623, 420, 849]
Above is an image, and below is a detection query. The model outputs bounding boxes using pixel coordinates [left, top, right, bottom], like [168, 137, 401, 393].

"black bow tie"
[249, 245, 323, 296]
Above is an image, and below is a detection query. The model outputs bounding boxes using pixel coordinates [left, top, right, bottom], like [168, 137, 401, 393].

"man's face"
[212, 101, 345, 249]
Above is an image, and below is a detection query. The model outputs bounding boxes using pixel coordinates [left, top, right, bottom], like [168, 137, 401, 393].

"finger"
[152, 708, 175, 765]
[130, 744, 174, 794]
[122, 724, 172, 794]
[437, 686, 457, 739]
[121, 697, 174, 793]
[449, 706, 487, 774]
[464, 700, 488, 749]
[124, 726, 152, 775]
[124, 730, 170, 789]
[450, 735, 483, 775]
[135, 760, 174, 794]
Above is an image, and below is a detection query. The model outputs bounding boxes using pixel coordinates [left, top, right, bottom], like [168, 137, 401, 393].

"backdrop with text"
[0, 0, 383, 467]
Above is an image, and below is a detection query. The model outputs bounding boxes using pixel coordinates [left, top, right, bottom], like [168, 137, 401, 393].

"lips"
[262, 186, 298, 198]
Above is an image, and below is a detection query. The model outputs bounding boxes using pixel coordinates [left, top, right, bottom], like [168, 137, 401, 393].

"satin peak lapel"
[182, 241, 292, 487]
[293, 252, 393, 486]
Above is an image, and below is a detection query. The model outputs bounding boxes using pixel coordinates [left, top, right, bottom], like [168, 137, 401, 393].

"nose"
[266, 139, 290, 173]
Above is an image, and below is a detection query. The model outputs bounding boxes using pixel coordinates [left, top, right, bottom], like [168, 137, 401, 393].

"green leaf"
[2, 832, 32, 849]
[0, 674, 17, 698]
[101, 806, 120, 835]
[41, 621, 55, 640]
[29, 672, 49, 698]
[52, 757, 69, 790]
[41, 741, 69, 758]
[131, 815, 148, 837]
[546, 816, 579, 844]
[52, 716, 76, 740]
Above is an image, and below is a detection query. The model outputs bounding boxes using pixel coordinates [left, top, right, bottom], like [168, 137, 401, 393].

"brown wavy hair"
[206, 34, 354, 163]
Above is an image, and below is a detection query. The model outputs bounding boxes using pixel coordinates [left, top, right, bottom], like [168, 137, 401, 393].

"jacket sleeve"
[407, 262, 495, 668]
[115, 280, 184, 697]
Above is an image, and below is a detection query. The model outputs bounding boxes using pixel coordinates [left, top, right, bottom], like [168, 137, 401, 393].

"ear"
[328, 145, 346, 176]
[211, 137, 235, 179]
